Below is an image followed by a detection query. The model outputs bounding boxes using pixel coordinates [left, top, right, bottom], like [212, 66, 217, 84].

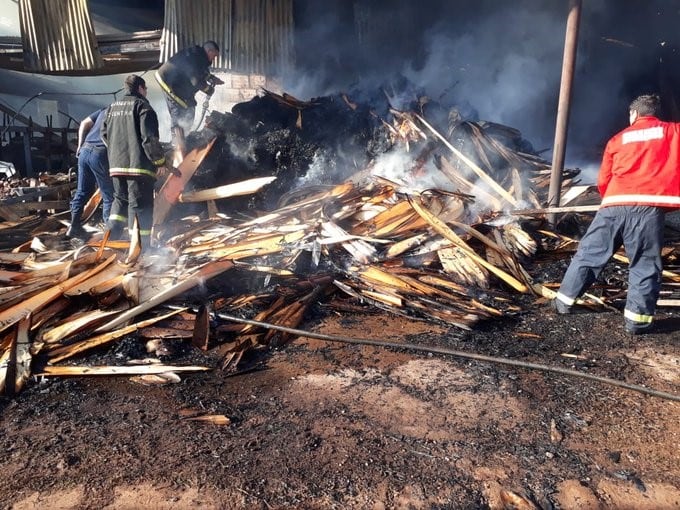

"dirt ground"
[1, 268, 679, 509]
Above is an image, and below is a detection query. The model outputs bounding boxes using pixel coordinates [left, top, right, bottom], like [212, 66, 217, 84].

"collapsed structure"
[1, 84, 679, 395]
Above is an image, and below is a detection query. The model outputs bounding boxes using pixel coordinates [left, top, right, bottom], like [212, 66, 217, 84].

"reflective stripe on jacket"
[101, 93, 165, 178]
[155, 46, 213, 108]
[598, 116, 680, 208]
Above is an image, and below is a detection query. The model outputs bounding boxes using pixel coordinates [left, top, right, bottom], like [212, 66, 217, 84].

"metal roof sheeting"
[18, 0, 103, 72]
[232, 0, 294, 75]
[160, 0, 232, 69]
[161, 0, 294, 75]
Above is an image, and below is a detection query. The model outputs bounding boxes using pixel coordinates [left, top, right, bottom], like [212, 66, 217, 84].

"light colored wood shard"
[41, 308, 122, 344]
[179, 176, 276, 202]
[409, 196, 528, 293]
[139, 327, 193, 339]
[321, 222, 377, 263]
[184, 414, 231, 425]
[3, 317, 32, 395]
[186, 230, 306, 259]
[415, 114, 517, 207]
[0, 253, 32, 264]
[95, 260, 233, 334]
[361, 290, 403, 307]
[47, 308, 186, 363]
[0, 254, 117, 335]
[438, 247, 489, 288]
[384, 233, 429, 259]
[130, 372, 182, 385]
[63, 261, 130, 296]
[38, 365, 210, 376]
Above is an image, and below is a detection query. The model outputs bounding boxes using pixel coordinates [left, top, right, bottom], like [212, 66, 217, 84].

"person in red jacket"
[554, 94, 680, 334]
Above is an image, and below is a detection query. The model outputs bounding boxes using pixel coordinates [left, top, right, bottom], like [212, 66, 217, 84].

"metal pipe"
[548, 0, 582, 225]
[215, 312, 680, 403]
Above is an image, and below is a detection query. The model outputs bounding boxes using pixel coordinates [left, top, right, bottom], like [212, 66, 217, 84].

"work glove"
[157, 165, 181, 178]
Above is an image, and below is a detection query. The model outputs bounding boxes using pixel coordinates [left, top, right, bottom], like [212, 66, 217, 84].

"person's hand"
[158, 165, 181, 178]
[210, 75, 225, 86]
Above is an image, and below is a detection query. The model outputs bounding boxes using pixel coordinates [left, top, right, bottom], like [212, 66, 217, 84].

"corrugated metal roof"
[232, 0, 294, 75]
[160, 0, 232, 69]
[161, 0, 294, 75]
[18, 0, 103, 72]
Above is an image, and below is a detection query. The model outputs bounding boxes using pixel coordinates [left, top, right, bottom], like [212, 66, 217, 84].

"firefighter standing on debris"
[66, 108, 114, 240]
[155, 40, 224, 155]
[554, 94, 680, 334]
[101, 74, 167, 251]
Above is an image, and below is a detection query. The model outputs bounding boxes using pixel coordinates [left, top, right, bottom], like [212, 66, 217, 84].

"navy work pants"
[107, 175, 155, 250]
[165, 95, 195, 132]
[557, 205, 664, 325]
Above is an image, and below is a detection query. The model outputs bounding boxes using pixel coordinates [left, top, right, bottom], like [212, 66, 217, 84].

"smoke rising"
[283, 0, 680, 170]
[1, 0, 677, 186]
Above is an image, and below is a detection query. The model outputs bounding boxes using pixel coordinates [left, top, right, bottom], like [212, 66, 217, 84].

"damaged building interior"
[0, 0, 679, 508]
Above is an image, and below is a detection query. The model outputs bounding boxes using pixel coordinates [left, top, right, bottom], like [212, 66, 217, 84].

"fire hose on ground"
[215, 312, 680, 403]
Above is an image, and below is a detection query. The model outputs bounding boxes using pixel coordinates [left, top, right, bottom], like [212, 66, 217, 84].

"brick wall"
[209, 72, 278, 113]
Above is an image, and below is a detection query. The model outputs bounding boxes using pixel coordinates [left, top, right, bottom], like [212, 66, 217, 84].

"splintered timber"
[1, 90, 679, 395]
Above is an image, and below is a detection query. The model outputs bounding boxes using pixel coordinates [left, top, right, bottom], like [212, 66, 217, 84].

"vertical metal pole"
[548, 0, 582, 225]
[22, 130, 34, 178]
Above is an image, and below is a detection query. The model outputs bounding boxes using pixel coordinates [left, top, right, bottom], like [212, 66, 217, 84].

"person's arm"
[137, 101, 166, 170]
[598, 139, 614, 196]
[199, 73, 224, 97]
[100, 108, 110, 147]
[190, 56, 224, 95]
[76, 116, 95, 156]
[137, 102, 181, 177]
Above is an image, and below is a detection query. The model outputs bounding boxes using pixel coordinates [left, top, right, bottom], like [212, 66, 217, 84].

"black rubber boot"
[66, 213, 88, 240]
[624, 320, 653, 335]
[551, 299, 572, 315]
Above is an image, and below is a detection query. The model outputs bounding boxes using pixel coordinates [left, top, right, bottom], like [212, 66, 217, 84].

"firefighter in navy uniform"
[155, 40, 223, 155]
[554, 94, 680, 334]
[101, 74, 167, 251]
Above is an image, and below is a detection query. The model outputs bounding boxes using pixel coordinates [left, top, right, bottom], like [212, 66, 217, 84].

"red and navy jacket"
[598, 115, 680, 208]
[101, 93, 165, 179]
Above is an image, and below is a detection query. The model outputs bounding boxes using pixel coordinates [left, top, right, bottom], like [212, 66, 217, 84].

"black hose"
[216, 312, 680, 402]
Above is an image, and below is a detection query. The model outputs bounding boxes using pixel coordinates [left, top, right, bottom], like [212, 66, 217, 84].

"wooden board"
[178, 176, 276, 203]
[152, 138, 216, 227]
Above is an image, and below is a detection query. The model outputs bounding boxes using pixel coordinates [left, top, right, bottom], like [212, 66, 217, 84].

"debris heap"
[2, 87, 679, 394]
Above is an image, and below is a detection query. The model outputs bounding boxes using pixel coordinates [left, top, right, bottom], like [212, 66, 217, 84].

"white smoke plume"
[279, 0, 678, 173]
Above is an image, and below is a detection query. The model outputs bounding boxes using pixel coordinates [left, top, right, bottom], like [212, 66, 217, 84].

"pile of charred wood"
[0, 173, 75, 249]
[1, 87, 680, 395]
